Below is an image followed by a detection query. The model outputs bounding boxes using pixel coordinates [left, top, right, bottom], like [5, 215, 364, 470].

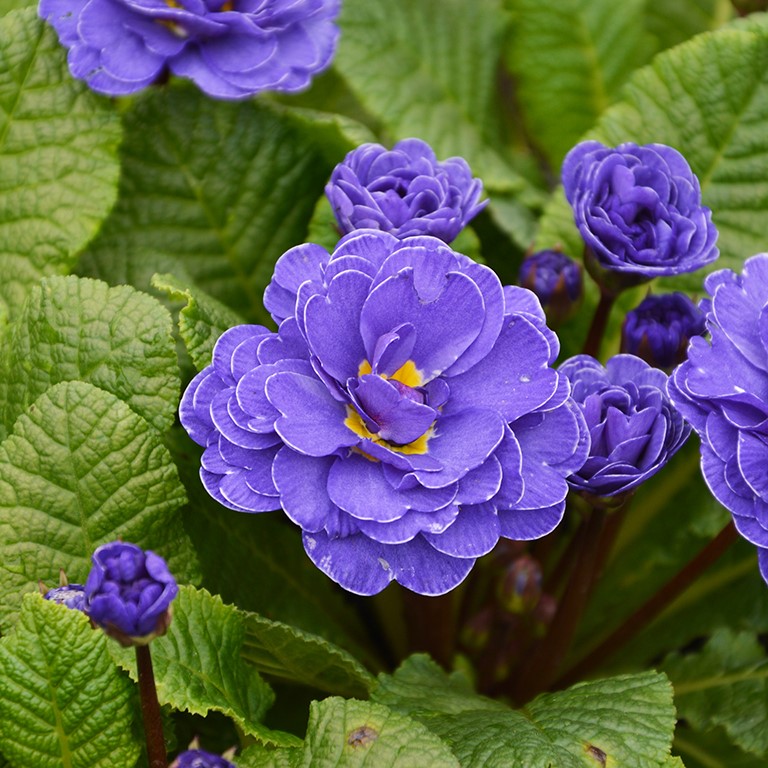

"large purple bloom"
[85, 541, 178, 645]
[325, 139, 487, 243]
[38, 0, 340, 99]
[669, 254, 768, 582]
[562, 141, 718, 281]
[561, 354, 689, 498]
[180, 230, 590, 596]
[171, 749, 235, 768]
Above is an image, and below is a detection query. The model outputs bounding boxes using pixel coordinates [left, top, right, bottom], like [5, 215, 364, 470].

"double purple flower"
[669, 254, 768, 582]
[326, 139, 487, 243]
[561, 355, 690, 499]
[180, 230, 590, 595]
[38, 0, 340, 99]
[563, 141, 718, 284]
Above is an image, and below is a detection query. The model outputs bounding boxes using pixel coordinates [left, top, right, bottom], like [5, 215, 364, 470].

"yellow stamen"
[344, 407, 432, 456]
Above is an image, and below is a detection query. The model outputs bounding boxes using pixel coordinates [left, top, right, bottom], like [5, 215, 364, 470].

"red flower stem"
[582, 290, 616, 359]
[509, 506, 608, 704]
[555, 519, 739, 689]
[135, 644, 167, 768]
[402, 590, 455, 669]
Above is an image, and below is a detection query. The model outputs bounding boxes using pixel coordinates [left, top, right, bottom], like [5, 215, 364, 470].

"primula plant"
[1, 1, 768, 767]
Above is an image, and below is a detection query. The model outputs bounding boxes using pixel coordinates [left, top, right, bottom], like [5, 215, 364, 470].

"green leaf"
[305, 698, 460, 768]
[0, 9, 121, 321]
[505, 0, 656, 168]
[536, 26, 768, 288]
[79, 85, 334, 324]
[334, 0, 526, 193]
[3, 275, 180, 435]
[240, 611, 375, 699]
[151, 272, 245, 372]
[0, 381, 193, 631]
[0, 594, 139, 768]
[238, 744, 301, 768]
[663, 629, 768, 757]
[644, 0, 733, 52]
[674, 724, 763, 768]
[375, 659, 675, 768]
[111, 586, 296, 748]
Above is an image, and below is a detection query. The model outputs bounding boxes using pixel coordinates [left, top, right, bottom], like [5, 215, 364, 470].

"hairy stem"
[582, 290, 616, 359]
[402, 589, 455, 669]
[556, 520, 739, 688]
[136, 644, 167, 768]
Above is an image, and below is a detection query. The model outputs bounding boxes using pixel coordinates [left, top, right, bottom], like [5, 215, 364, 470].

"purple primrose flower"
[171, 749, 236, 768]
[180, 230, 590, 596]
[561, 354, 690, 498]
[669, 254, 768, 582]
[38, 0, 340, 99]
[562, 141, 718, 283]
[85, 541, 178, 645]
[43, 584, 87, 611]
[621, 292, 706, 370]
[325, 139, 488, 243]
[518, 250, 583, 326]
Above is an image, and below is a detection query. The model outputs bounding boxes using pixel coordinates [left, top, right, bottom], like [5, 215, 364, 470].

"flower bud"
[84, 541, 178, 646]
[170, 748, 236, 768]
[460, 606, 496, 651]
[621, 292, 706, 370]
[42, 584, 87, 612]
[497, 555, 542, 614]
[518, 250, 583, 326]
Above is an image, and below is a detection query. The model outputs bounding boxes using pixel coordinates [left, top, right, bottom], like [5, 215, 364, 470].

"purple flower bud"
[170, 749, 236, 768]
[669, 254, 768, 583]
[562, 141, 718, 291]
[325, 139, 488, 243]
[85, 541, 177, 646]
[560, 354, 690, 498]
[43, 584, 87, 612]
[497, 555, 542, 614]
[621, 292, 707, 370]
[518, 250, 583, 326]
[38, 0, 340, 99]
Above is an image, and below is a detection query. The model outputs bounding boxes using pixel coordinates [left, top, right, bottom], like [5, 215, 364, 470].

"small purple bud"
[518, 250, 583, 326]
[170, 749, 236, 768]
[43, 584, 87, 612]
[497, 555, 543, 614]
[85, 541, 178, 646]
[460, 606, 496, 651]
[621, 292, 707, 370]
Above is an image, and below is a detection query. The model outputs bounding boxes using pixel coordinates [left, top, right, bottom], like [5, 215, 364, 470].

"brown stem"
[556, 520, 739, 689]
[136, 644, 167, 768]
[509, 507, 609, 704]
[582, 290, 616, 359]
[402, 590, 455, 669]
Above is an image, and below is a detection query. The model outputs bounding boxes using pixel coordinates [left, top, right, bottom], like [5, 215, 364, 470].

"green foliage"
[78, 86, 334, 324]
[663, 629, 768, 758]
[0, 381, 192, 631]
[372, 656, 676, 767]
[0, 10, 121, 322]
[506, 0, 656, 169]
[0, 594, 140, 768]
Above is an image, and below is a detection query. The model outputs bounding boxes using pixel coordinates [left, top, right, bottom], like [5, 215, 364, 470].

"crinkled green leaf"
[169, 426, 377, 667]
[111, 586, 295, 748]
[0, 9, 121, 321]
[151, 272, 245, 372]
[663, 629, 768, 757]
[79, 85, 334, 324]
[537, 27, 768, 288]
[0, 381, 193, 631]
[644, 0, 733, 51]
[372, 655, 504, 716]
[505, 0, 656, 168]
[0, 594, 139, 768]
[240, 611, 375, 699]
[238, 744, 301, 768]
[3, 275, 180, 435]
[375, 658, 674, 768]
[334, 0, 525, 194]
